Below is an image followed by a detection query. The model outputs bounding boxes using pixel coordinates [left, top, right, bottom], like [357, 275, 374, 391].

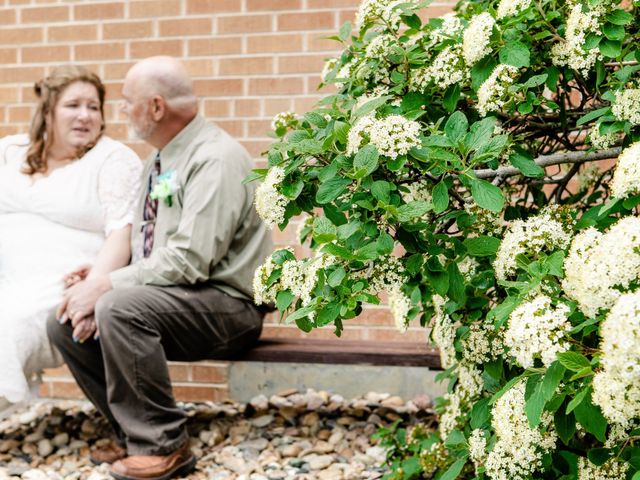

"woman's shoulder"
[90, 136, 140, 162]
[0, 133, 29, 166]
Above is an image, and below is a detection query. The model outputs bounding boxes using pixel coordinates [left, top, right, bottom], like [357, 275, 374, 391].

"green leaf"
[599, 39, 622, 58]
[316, 302, 341, 327]
[444, 111, 468, 143]
[566, 387, 589, 414]
[444, 430, 466, 448]
[574, 392, 607, 442]
[577, 106, 610, 126]
[523, 74, 548, 89]
[351, 96, 391, 120]
[509, 149, 545, 177]
[541, 361, 566, 402]
[499, 41, 530, 68]
[353, 144, 379, 178]
[470, 397, 491, 429]
[397, 201, 431, 222]
[464, 117, 497, 151]
[603, 23, 625, 41]
[313, 217, 337, 243]
[338, 21, 352, 41]
[463, 236, 501, 257]
[276, 290, 294, 311]
[272, 249, 296, 265]
[372, 181, 391, 203]
[337, 221, 361, 240]
[377, 232, 395, 255]
[443, 83, 460, 112]
[327, 267, 346, 287]
[470, 178, 505, 213]
[555, 405, 576, 445]
[281, 179, 304, 199]
[557, 351, 591, 372]
[316, 177, 351, 204]
[525, 377, 546, 428]
[439, 458, 468, 480]
[447, 263, 466, 305]
[588, 448, 614, 466]
[606, 9, 633, 25]
[243, 169, 268, 184]
[295, 315, 314, 332]
[286, 305, 315, 323]
[432, 181, 449, 214]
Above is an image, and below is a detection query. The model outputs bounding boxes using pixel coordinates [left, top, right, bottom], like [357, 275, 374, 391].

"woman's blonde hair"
[24, 65, 106, 175]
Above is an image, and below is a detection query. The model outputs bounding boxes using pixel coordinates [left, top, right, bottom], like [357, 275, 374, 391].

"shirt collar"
[157, 114, 206, 169]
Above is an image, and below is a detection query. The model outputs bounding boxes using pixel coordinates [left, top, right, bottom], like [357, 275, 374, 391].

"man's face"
[121, 76, 156, 141]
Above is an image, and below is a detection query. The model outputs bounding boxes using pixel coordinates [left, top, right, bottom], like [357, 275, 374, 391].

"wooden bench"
[234, 337, 443, 369]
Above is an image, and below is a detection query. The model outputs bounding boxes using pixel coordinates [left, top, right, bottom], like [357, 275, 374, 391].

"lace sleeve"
[97, 144, 143, 235]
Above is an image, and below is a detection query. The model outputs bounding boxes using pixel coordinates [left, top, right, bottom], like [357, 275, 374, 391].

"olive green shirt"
[109, 115, 273, 301]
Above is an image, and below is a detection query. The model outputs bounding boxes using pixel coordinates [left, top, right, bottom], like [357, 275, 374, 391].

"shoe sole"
[109, 454, 196, 480]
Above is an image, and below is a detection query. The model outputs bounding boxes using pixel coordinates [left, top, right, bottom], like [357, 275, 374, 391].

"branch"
[474, 147, 621, 180]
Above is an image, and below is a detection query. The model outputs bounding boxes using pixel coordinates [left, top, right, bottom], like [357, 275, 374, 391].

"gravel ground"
[0, 390, 434, 480]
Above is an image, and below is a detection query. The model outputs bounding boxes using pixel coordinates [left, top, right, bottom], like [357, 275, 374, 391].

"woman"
[0, 66, 142, 404]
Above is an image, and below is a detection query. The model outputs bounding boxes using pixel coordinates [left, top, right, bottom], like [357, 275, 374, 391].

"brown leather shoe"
[90, 440, 127, 465]
[109, 440, 195, 480]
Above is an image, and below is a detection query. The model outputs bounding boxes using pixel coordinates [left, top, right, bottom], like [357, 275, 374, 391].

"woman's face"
[50, 81, 102, 154]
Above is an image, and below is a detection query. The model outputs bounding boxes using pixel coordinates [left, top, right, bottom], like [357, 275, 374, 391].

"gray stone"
[251, 414, 274, 428]
[37, 439, 54, 457]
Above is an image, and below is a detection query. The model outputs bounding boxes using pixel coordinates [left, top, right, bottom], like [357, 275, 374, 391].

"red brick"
[42, 365, 71, 378]
[306, 31, 343, 52]
[48, 24, 97, 42]
[0, 48, 17, 64]
[103, 21, 153, 39]
[191, 363, 228, 383]
[168, 363, 191, 382]
[247, 0, 301, 11]
[129, 0, 182, 18]
[74, 3, 124, 20]
[216, 119, 244, 137]
[188, 37, 242, 56]
[219, 56, 273, 76]
[338, 9, 357, 24]
[21, 6, 69, 23]
[104, 123, 128, 139]
[0, 86, 20, 103]
[277, 54, 326, 74]
[247, 34, 303, 54]
[183, 59, 214, 77]
[264, 98, 292, 115]
[22, 45, 70, 63]
[0, 8, 17, 24]
[48, 381, 85, 399]
[130, 40, 183, 59]
[204, 99, 232, 117]
[293, 95, 324, 113]
[103, 62, 135, 81]
[217, 14, 272, 34]
[240, 139, 272, 157]
[193, 78, 244, 96]
[159, 18, 213, 37]
[307, 0, 358, 6]
[186, 0, 242, 14]
[172, 384, 228, 402]
[249, 77, 304, 95]
[234, 98, 261, 117]
[75, 43, 125, 61]
[277, 11, 335, 31]
[0, 66, 45, 83]
[0, 27, 43, 45]
[247, 119, 273, 137]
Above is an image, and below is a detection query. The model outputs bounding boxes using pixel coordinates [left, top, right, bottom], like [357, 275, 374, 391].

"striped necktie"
[142, 153, 161, 258]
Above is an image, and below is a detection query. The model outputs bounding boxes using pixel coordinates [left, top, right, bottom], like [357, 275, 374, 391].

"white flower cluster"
[461, 322, 504, 364]
[611, 142, 640, 198]
[551, 3, 604, 76]
[255, 166, 288, 228]
[438, 391, 462, 439]
[410, 45, 468, 91]
[494, 207, 573, 281]
[589, 123, 617, 150]
[592, 290, 640, 428]
[321, 58, 338, 83]
[364, 33, 397, 60]
[346, 115, 421, 159]
[431, 295, 457, 369]
[463, 13, 495, 66]
[281, 253, 337, 306]
[271, 111, 297, 132]
[456, 362, 484, 399]
[388, 284, 412, 333]
[253, 249, 288, 306]
[486, 381, 557, 480]
[563, 216, 640, 317]
[400, 180, 431, 204]
[612, 89, 640, 125]
[469, 429, 487, 469]
[476, 64, 520, 117]
[497, 0, 533, 19]
[355, 0, 409, 30]
[504, 295, 571, 368]
[366, 255, 406, 293]
[577, 457, 629, 480]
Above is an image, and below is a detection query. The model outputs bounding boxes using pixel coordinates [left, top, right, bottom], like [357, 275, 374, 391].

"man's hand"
[57, 276, 112, 326]
[63, 264, 92, 289]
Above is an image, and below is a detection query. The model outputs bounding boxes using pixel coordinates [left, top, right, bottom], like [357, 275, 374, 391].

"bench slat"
[235, 338, 442, 368]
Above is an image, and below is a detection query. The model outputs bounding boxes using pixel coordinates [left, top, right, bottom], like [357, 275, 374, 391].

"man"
[47, 56, 273, 480]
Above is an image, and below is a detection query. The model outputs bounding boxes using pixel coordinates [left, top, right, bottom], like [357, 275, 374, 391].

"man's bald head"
[125, 56, 197, 110]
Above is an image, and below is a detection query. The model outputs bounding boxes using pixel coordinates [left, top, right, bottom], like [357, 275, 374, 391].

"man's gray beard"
[127, 122, 153, 142]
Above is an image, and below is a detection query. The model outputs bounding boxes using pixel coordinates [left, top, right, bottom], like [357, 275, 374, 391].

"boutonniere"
[150, 169, 180, 207]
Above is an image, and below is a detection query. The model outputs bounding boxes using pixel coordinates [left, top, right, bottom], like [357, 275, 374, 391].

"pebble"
[0, 390, 433, 480]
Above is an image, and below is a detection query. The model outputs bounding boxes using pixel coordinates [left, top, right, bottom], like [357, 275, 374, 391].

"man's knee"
[95, 288, 146, 338]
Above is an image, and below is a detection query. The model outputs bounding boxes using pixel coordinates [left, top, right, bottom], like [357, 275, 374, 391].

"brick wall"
[0, 0, 456, 401]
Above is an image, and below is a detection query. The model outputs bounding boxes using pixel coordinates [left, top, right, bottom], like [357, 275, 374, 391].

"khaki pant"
[47, 284, 263, 455]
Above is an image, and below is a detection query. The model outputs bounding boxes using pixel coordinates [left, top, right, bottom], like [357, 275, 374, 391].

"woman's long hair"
[24, 65, 106, 175]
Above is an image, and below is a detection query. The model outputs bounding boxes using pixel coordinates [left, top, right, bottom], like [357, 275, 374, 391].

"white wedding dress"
[0, 134, 141, 403]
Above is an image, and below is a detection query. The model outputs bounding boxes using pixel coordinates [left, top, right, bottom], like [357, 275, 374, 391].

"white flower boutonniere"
[150, 169, 180, 207]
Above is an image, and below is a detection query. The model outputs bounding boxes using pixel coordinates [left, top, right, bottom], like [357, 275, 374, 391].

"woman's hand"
[63, 264, 92, 289]
[72, 316, 99, 343]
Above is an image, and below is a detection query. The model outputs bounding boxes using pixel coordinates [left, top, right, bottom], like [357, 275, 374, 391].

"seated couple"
[0, 56, 273, 480]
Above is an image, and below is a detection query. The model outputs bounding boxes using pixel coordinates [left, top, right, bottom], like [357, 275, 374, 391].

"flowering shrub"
[248, 0, 640, 477]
